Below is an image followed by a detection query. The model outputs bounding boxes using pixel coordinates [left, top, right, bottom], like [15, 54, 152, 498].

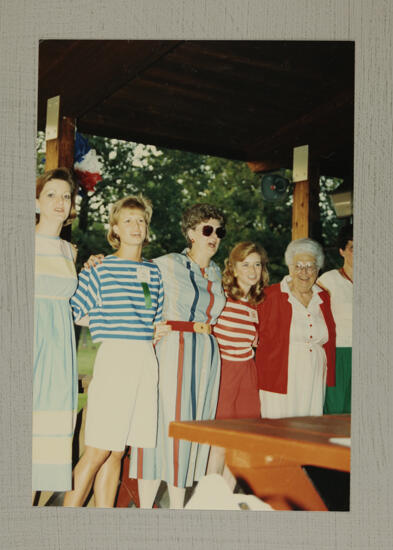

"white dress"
[260, 276, 328, 418]
[318, 269, 352, 347]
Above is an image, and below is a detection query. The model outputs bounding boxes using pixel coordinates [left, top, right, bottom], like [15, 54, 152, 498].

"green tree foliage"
[318, 175, 347, 269]
[73, 135, 295, 280]
[37, 132, 346, 282]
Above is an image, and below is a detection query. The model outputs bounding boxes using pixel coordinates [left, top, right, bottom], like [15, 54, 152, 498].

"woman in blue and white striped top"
[71, 254, 163, 342]
[64, 195, 164, 508]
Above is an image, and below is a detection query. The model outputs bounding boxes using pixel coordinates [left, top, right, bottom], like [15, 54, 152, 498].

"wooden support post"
[291, 145, 309, 240]
[291, 145, 322, 241]
[44, 96, 76, 241]
[45, 115, 75, 171]
[292, 180, 309, 239]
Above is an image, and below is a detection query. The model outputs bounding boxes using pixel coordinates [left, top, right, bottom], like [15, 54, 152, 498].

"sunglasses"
[201, 225, 226, 239]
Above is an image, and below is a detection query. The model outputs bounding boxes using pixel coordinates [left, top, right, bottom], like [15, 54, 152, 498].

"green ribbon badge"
[141, 282, 152, 309]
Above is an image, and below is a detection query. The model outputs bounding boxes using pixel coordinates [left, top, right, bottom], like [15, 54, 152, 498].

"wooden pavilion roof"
[37, 40, 354, 179]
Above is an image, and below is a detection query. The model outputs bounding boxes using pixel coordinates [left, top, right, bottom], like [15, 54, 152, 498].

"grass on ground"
[77, 327, 98, 411]
[77, 327, 98, 377]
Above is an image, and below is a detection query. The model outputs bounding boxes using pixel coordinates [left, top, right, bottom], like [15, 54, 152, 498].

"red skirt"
[215, 357, 260, 419]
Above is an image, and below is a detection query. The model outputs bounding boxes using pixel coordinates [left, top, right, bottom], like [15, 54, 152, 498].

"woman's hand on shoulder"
[83, 254, 104, 270]
[153, 321, 172, 344]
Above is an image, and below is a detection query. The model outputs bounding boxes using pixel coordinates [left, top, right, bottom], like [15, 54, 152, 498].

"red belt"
[167, 320, 212, 335]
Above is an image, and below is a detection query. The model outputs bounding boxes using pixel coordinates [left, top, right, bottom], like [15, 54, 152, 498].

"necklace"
[186, 250, 210, 279]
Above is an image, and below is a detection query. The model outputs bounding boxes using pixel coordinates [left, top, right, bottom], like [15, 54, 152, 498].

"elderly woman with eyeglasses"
[255, 238, 336, 419]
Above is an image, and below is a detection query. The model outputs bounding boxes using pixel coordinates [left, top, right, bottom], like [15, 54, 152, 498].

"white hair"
[284, 238, 325, 270]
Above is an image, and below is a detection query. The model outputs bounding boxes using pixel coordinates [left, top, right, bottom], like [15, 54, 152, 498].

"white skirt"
[260, 342, 327, 419]
[85, 340, 158, 451]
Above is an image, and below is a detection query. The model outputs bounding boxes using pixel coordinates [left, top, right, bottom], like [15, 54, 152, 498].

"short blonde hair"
[222, 241, 269, 306]
[107, 194, 153, 250]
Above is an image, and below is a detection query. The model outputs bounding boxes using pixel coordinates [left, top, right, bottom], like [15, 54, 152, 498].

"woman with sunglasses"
[255, 238, 336, 419]
[129, 203, 227, 508]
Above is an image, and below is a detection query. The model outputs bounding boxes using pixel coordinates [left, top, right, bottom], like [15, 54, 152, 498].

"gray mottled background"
[1, 1, 392, 548]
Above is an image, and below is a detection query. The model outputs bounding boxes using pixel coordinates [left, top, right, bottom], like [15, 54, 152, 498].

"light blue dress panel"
[129, 251, 226, 488]
[32, 234, 78, 491]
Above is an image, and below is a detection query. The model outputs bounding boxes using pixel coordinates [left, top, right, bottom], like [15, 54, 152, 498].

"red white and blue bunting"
[73, 132, 102, 193]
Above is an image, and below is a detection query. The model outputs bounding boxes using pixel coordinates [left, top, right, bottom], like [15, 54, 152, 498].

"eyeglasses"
[293, 262, 318, 273]
[201, 225, 226, 239]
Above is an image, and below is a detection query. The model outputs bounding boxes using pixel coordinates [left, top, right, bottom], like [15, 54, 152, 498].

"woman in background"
[318, 224, 353, 413]
[33, 168, 78, 501]
[256, 238, 336, 419]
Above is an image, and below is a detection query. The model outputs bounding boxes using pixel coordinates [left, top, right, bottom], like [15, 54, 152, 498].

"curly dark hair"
[181, 203, 225, 245]
[222, 241, 269, 306]
[36, 168, 78, 226]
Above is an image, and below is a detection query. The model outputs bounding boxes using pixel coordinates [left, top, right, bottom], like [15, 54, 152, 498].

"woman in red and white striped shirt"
[207, 242, 268, 480]
[214, 241, 269, 418]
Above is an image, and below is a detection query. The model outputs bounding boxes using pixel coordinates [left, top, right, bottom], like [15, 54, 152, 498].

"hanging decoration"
[73, 132, 103, 193]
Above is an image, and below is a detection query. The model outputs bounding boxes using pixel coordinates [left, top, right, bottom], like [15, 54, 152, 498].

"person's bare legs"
[93, 450, 125, 508]
[222, 464, 236, 491]
[63, 446, 110, 507]
[138, 479, 161, 508]
[206, 445, 226, 475]
[138, 480, 185, 509]
[207, 446, 236, 490]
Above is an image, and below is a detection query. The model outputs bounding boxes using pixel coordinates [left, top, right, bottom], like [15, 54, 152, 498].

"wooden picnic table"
[169, 414, 350, 511]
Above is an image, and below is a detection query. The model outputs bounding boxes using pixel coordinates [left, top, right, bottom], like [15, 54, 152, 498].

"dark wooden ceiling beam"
[77, 117, 244, 161]
[37, 40, 354, 178]
[83, 95, 287, 153]
[143, 53, 352, 118]
[137, 67, 305, 118]
[102, 84, 281, 133]
[80, 106, 245, 149]
[170, 41, 354, 87]
[37, 40, 183, 128]
[247, 88, 354, 160]
[78, 86, 353, 168]
[162, 52, 325, 99]
[38, 40, 80, 81]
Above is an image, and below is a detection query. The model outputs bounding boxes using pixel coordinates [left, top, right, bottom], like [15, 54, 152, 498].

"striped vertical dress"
[33, 234, 78, 491]
[129, 251, 226, 488]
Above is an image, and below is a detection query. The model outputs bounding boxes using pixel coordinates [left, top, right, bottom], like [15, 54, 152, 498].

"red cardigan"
[255, 282, 336, 394]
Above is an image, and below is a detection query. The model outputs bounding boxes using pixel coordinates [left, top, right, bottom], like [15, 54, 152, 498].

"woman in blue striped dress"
[33, 168, 79, 502]
[63, 195, 164, 507]
[129, 203, 227, 509]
